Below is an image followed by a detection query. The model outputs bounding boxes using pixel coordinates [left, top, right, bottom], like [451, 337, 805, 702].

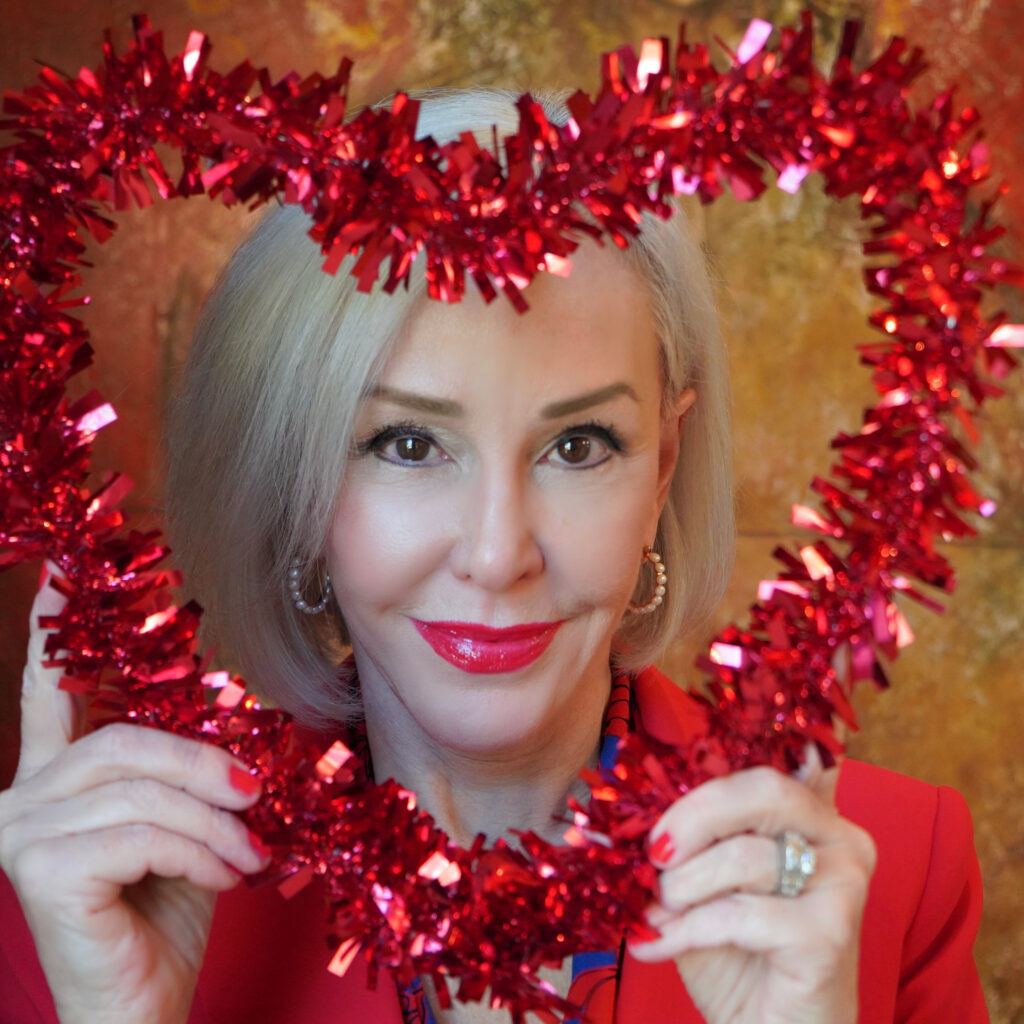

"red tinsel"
[1, 13, 1021, 1021]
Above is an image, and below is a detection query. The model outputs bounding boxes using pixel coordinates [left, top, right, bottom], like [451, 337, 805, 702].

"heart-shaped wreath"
[1, 12, 1021, 1021]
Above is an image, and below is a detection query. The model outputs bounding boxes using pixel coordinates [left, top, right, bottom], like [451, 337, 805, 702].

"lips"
[411, 619, 563, 674]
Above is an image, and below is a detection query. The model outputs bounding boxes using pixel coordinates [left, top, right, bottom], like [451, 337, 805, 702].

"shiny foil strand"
[1, 12, 1022, 1021]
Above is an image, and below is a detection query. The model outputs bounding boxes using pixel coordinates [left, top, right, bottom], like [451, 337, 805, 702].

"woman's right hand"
[0, 568, 271, 1024]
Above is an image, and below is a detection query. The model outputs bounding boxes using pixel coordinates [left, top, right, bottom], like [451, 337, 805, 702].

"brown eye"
[544, 424, 621, 469]
[556, 436, 592, 464]
[394, 436, 432, 461]
[359, 425, 445, 466]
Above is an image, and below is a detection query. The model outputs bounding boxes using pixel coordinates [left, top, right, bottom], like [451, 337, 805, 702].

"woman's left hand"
[627, 751, 876, 1024]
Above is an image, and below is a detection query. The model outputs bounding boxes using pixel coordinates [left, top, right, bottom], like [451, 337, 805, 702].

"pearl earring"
[628, 547, 666, 614]
[287, 558, 332, 615]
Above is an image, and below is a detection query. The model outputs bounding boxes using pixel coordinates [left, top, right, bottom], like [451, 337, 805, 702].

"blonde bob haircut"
[165, 88, 734, 728]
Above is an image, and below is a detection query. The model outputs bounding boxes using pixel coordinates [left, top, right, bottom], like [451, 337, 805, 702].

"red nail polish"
[38, 564, 49, 589]
[648, 832, 675, 865]
[248, 831, 271, 861]
[229, 764, 261, 796]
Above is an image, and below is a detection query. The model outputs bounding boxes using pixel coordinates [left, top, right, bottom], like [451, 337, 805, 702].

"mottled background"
[1, 0, 1022, 1017]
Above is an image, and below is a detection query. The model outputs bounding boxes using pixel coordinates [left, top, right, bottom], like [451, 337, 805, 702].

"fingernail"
[648, 832, 675, 865]
[38, 564, 49, 589]
[229, 764, 261, 796]
[248, 831, 272, 862]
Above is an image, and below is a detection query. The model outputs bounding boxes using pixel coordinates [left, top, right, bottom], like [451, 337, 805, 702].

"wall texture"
[2, 0, 1022, 1017]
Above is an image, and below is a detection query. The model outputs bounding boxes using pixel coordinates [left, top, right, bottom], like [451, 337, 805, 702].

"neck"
[359, 663, 611, 848]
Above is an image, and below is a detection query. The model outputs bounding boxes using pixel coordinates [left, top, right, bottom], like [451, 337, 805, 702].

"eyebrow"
[540, 382, 639, 418]
[365, 381, 639, 419]
[366, 385, 464, 416]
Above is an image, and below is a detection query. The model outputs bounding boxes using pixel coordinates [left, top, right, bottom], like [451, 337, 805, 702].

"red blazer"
[0, 667, 988, 1022]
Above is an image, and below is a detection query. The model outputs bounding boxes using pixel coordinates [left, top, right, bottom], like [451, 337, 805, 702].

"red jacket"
[0, 666, 987, 1022]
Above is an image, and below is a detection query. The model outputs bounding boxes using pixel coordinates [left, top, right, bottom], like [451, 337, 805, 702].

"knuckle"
[177, 733, 217, 784]
[826, 855, 866, 898]
[718, 834, 763, 881]
[91, 721, 142, 762]
[203, 800, 239, 846]
[748, 765, 788, 804]
[123, 822, 161, 850]
[121, 777, 164, 816]
[834, 819, 877, 876]
[854, 826, 878, 874]
[9, 839, 59, 891]
[730, 833, 765, 865]
[713, 892, 750, 933]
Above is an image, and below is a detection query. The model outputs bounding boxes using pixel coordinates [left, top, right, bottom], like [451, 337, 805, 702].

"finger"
[649, 835, 863, 929]
[630, 889, 858, 963]
[17, 563, 77, 781]
[7, 778, 271, 876]
[648, 767, 842, 869]
[653, 832, 781, 914]
[22, 723, 264, 814]
[11, 826, 245, 914]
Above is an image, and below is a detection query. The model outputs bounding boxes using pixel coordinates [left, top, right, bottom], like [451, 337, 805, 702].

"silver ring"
[775, 830, 816, 897]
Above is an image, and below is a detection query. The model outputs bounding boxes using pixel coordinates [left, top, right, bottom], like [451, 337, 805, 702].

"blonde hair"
[165, 88, 733, 727]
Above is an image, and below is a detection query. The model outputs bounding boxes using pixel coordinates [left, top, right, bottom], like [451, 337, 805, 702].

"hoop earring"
[628, 547, 666, 615]
[288, 558, 332, 615]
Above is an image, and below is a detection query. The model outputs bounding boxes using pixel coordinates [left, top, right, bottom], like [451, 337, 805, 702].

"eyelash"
[354, 421, 440, 465]
[354, 419, 626, 468]
[548, 420, 625, 467]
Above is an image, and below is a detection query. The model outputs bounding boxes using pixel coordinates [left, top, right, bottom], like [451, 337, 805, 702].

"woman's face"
[326, 243, 693, 760]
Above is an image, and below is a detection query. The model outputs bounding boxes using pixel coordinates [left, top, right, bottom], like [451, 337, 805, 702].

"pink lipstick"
[412, 619, 563, 674]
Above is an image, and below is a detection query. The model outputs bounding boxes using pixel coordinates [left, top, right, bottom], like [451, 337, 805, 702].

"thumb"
[15, 562, 82, 783]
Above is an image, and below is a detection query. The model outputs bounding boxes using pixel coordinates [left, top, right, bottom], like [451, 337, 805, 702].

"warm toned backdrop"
[2, 0, 1022, 1017]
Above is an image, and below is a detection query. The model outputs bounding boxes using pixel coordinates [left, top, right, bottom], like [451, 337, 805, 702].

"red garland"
[2, 12, 1022, 1021]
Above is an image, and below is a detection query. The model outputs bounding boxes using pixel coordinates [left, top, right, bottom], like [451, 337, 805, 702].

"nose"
[450, 464, 544, 592]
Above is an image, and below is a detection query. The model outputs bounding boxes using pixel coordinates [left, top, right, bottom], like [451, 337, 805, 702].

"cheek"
[326, 453, 663, 615]
[542, 468, 660, 603]
[326, 480, 451, 612]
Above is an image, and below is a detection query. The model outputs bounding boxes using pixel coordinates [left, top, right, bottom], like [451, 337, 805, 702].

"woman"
[0, 90, 985, 1023]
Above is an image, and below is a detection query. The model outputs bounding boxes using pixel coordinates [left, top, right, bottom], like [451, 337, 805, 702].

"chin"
[420, 671, 564, 746]
[354, 615, 615, 757]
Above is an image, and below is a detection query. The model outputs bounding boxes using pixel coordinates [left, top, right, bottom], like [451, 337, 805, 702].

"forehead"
[384, 241, 661, 392]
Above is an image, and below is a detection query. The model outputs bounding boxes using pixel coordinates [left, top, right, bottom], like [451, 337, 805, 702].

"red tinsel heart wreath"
[2, 12, 1022, 1022]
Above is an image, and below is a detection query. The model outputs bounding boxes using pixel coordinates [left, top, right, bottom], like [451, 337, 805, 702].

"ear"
[654, 387, 696, 513]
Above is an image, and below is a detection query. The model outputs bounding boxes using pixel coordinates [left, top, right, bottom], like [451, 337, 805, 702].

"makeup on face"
[326, 241, 674, 760]
[411, 619, 564, 673]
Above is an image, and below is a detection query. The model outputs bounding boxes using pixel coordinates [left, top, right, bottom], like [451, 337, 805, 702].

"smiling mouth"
[411, 619, 564, 674]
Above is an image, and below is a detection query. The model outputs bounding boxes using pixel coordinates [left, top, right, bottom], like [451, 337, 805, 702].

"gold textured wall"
[2, 1, 1022, 1016]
